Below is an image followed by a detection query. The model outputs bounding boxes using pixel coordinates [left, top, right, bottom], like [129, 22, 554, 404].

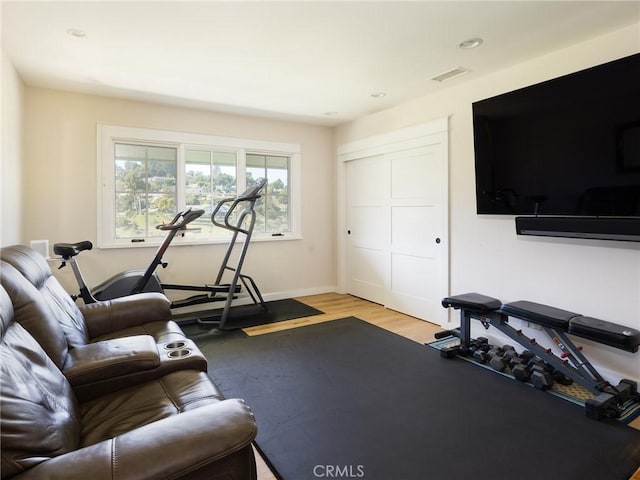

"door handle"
[435, 237, 441, 244]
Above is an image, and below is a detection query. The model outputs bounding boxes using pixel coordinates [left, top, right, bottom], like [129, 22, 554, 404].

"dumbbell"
[527, 357, 554, 373]
[502, 348, 518, 364]
[488, 345, 504, 356]
[519, 350, 535, 363]
[551, 370, 574, 386]
[508, 356, 525, 370]
[466, 337, 489, 355]
[440, 345, 460, 359]
[531, 369, 554, 390]
[486, 347, 508, 372]
[489, 353, 508, 372]
[512, 363, 531, 382]
[473, 349, 490, 364]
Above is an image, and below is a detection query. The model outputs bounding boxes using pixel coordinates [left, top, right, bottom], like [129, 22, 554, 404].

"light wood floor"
[241, 292, 640, 480]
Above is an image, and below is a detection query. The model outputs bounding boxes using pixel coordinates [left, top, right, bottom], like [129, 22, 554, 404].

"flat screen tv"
[472, 53, 640, 241]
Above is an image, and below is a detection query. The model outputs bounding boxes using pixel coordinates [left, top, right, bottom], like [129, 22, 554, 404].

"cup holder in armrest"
[163, 341, 188, 350]
[167, 348, 192, 359]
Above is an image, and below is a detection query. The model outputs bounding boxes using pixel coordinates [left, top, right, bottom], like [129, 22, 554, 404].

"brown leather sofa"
[0, 246, 258, 479]
[1, 245, 209, 400]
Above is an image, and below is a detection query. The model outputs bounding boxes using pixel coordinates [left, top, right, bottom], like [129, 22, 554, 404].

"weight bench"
[439, 292, 640, 420]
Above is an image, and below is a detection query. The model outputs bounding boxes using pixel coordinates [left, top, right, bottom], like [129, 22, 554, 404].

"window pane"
[115, 160, 145, 192]
[266, 155, 288, 169]
[246, 154, 265, 188]
[266, 194, 289, 233]
[147, 145, 177, 161]
[186, 149, 212, 208]
[115, 193, 145, 238]
[214, 151, 237, 166]
[186, 149, 211, 164]
[184, 149, 237, 237]
[213, 152, 237, 198]
[114, 143, 177, 239]
[246, 153, 265, 168]
[212, 152, 237, 230]
[249, 196, 265, 234]
[246, 154, 290, 233]
[147, 160, 176, 193]
[185, 150, 213, 236]
[115, 143, 147, 160]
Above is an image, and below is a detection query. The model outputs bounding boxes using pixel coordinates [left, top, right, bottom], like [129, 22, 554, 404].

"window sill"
[97, 233, 302, 249]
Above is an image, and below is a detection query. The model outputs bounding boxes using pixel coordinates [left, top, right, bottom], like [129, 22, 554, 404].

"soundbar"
[515, 217, 640, 242]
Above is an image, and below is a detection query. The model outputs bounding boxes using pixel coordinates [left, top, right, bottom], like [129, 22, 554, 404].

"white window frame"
[97, 123, 301, 248]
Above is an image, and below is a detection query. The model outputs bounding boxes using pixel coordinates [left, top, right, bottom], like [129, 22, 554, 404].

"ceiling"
[2, 1, 639, 126]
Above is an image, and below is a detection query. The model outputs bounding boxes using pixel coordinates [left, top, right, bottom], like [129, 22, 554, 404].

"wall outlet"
[30, 239, 49, 259]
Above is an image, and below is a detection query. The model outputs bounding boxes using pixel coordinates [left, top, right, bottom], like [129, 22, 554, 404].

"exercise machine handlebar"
[211, 178, 267, 234]
[157, 207, 204, 231]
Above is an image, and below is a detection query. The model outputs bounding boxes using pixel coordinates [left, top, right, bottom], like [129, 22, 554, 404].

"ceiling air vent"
[431, 67, 470, 82]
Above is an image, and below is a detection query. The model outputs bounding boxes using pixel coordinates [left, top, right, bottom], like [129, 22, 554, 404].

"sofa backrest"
[1, 245, 90, 348]
[0, 285, 81, 479]
[1, 261, 72, 369]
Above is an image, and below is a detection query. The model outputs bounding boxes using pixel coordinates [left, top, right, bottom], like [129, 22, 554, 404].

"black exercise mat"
[178, 298, 323, 330]
[190, 318, 640, 480]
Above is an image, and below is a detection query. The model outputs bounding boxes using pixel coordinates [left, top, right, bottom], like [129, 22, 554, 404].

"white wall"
[1, 51, 24, 246]
[335, 23, 640, 381]
[22, 88, 337, 301]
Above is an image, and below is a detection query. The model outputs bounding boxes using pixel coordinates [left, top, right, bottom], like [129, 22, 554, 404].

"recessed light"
[67, 28, 87, 38]
[370, 92, 386, 98]
[459, 38, 483, 49]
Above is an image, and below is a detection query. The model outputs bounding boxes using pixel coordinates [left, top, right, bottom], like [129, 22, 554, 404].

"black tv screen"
[473, 53, 640, 217]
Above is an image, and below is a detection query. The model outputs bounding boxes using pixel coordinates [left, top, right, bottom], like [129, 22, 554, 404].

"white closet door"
[346, 154, 389, 305]
[386, 135, 448, 323]
[341, 121, 449, 326]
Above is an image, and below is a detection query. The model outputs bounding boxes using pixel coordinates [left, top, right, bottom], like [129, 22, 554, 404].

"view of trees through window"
[185, 149, 237, 236]
[114, 143, 290, 240]
[246, 153, 290, 234]
[115, 144, 177, 239]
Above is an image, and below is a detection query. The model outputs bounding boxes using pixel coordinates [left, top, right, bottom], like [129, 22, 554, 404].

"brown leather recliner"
[0, 244, 186, 344]
[0, 284, 258, 479]
[0, 245, 207, 399]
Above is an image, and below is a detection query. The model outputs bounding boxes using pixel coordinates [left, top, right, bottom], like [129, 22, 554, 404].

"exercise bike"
[55, 178, 267, 329]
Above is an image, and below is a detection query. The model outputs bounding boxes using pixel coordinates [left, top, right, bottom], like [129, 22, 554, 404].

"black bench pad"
[569, 316, 640, 353]
[441, 293, 501, 314]
[500, 300, 580, 330]
[443, 293, 640, 352]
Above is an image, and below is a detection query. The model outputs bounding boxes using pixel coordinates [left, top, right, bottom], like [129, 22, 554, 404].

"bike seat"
[53, 241, 93, 258]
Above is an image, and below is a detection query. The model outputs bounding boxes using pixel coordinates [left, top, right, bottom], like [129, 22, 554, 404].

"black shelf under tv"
[515, 216, 640, 242]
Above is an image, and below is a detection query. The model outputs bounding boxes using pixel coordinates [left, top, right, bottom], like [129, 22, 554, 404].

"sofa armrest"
[80, 293, 171, 339]
[64, 335, 160, 387]
[13, 399, 258, 480]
